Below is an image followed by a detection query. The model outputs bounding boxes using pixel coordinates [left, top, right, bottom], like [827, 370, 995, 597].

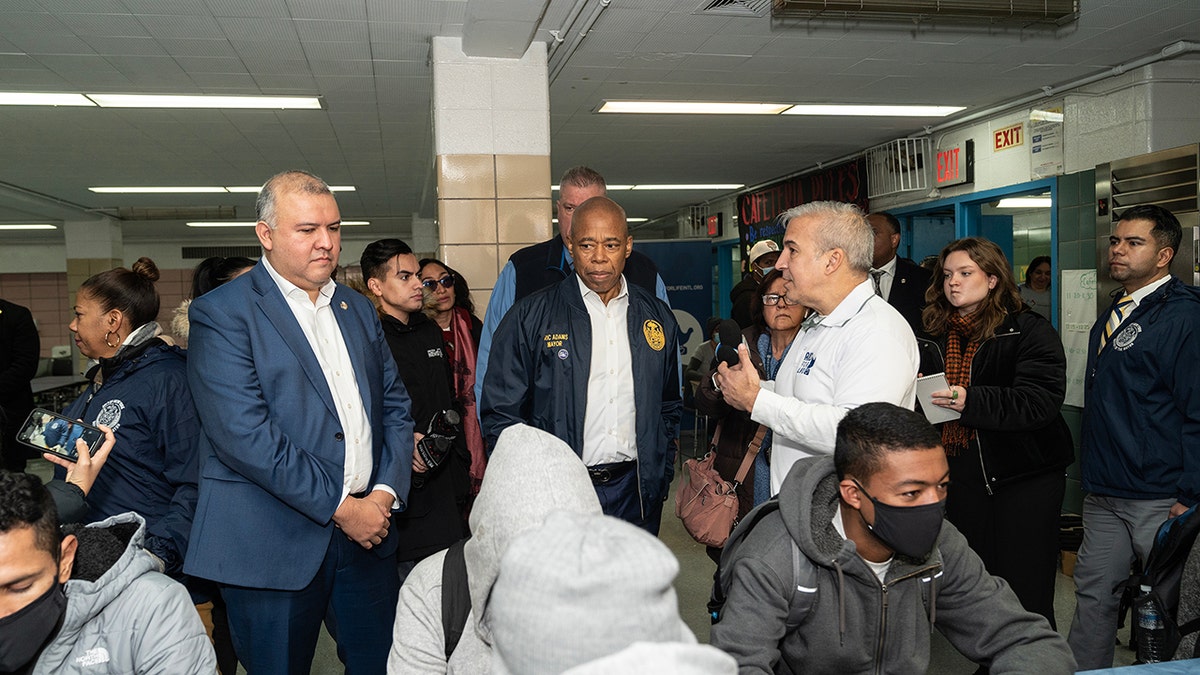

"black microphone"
[715, 319, 742, 368]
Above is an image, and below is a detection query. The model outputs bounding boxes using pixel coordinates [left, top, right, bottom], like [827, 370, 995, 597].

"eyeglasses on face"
[422, 275, 454, 290]
[762, 294, 800, 307]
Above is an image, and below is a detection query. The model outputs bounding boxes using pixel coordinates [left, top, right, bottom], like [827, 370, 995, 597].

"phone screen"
[17, 409, 104, 461]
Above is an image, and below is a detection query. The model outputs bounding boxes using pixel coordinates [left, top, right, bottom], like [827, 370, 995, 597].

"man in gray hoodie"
[0, 471, 215, 675]
[709, 403, 1075, 674]
[387, 424, 602, 673]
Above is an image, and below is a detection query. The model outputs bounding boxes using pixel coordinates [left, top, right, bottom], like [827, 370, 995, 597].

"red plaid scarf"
[941, 312, 979, 456]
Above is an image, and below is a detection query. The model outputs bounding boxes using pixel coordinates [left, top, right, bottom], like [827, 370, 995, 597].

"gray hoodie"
[387, 424, 602, 674]
[709, 456, 1075, 674]
[31, 512, 216, 675]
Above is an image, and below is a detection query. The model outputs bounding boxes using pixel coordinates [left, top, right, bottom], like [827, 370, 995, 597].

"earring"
[104, 331, 118, 348]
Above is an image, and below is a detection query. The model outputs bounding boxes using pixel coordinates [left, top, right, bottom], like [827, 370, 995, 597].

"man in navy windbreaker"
[1068, 204, 1200, 670]
[480, 196, 680, 535]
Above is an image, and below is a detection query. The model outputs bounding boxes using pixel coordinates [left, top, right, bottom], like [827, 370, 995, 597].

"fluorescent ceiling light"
[188, 220, 369, 228]
[598, 100, 963, 117]
[94, 185, 356, 194]
[85, 94, 322, 109]
[91, 186, 227, 194]
[0, 93, 94, 106]
[551, 185, 633, 191]
[599, 101, 791, 115]
[996, 197, 1052, 208]
[631, 184, 744, 191]
[553, 217, 647, 224]
[0, 223, 57, 230]
[1030, 110, 1064, 123]
[782, 105, 964, 117]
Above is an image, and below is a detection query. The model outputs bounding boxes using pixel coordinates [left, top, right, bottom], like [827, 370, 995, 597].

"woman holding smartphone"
[917, 237, 1073, 628]
[61, 256, 200, 576]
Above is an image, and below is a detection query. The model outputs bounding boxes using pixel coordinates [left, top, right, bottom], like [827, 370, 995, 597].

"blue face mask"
[756, 266, 774, 277]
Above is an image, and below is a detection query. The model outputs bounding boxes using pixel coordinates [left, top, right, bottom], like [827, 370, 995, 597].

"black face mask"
[0, 580, 67, 672]
[854, 480, 946, 560]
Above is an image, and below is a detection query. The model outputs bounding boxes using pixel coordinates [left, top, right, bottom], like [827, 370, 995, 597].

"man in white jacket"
[0, 471, 215, 675]
[388, 424, 602, 673]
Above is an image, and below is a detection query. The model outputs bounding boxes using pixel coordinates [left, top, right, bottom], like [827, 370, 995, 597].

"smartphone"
[16, 408, 105, 462]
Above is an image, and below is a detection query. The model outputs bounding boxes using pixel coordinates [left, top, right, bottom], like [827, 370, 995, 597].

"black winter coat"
[917, 310, 1073, 490]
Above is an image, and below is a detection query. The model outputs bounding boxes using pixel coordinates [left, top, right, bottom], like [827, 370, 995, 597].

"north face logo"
[75, 647, 110, 667]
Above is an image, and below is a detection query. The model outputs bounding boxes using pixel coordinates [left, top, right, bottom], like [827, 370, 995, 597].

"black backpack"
[1118, 505, 1200, 662]
[708, 498, 817, 629]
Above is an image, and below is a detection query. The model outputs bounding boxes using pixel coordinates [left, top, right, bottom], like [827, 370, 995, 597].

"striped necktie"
[870, 269, 885, 297]
[1098, 294, 1133, 353]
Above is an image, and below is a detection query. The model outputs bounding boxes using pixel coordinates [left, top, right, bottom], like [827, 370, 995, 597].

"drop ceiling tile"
[0, 53, 41, 68]
[137, 14, 225, 40]
[633, 31, 709, 54]
[216, 17, 297, 42]
[697, 33, 767, 56]
[371, 59, 427, 77]
[302, 41, 371, 61]
[81, 35, 167, 55]
[288, 0, 367, 21]
[232, 39, 306, 60]
[251, 73, 318, 90]
[121, 0, 211, 15]
[204, 0, 290, 18]
[57, 12, 149, 37]
[6, 34, 96, 55]
[294, 19, 370, 43]
[174, 56, 248, 73]
[368, 40, 429, 61]
[156, 38, 238, 58]
[240, 57, 312, 75]
[190, 72, 258, 89]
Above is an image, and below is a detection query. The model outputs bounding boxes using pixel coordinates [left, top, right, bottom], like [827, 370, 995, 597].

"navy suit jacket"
[888, 257, 933, 334]
[184, 262, 414, 590]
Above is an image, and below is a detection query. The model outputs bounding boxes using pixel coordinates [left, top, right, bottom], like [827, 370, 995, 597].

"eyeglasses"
[422, 275, 454, 291]
[762, 294, 801, 307]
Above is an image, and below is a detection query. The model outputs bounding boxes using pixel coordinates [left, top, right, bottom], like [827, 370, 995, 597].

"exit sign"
[993, 123, 1024, 151]
[935, 139, 974, 188]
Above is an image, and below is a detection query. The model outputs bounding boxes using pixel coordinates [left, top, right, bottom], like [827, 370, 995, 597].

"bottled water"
[1137, 585, 1167, 663]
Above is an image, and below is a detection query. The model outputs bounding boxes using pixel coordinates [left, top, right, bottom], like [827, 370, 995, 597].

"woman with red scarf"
[419, 259, 486, 499]
[916, 237, 1073, 630]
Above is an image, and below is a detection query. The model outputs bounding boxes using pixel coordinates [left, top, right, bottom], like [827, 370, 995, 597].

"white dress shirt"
[870, 255, 898, 301]
[578, 275, 638, 466]
[1121, 274, 1172, 317]
[751, 280, 919, 495]
[262, 256, 390, 505]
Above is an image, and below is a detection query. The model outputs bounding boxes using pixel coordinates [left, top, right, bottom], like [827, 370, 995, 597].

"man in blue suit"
[185, 170, 414, 674]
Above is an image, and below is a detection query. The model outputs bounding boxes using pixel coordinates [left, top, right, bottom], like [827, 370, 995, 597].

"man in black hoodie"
[362, 239, 469, 582]
[710, 403, 1074, 674]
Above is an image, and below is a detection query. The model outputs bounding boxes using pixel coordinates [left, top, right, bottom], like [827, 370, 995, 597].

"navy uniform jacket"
[184, 262, 414, 591]
[480, 274, 681, 515]
[888, 257, 933, 334]
[1081, 277, 1200, 505]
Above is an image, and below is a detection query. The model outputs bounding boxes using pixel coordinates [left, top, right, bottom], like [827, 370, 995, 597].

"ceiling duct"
[115, 206, 238, 221]
[181, 245, 262, 260]
[773, 0, 1079, 25]
[696, 0, 772, 18]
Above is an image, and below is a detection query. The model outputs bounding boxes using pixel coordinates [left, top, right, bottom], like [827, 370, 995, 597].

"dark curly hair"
[0, 471, 61, 558]
[834, 403, 942, 481]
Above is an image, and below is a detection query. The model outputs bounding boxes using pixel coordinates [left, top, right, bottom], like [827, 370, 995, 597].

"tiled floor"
[27, 430, 1137, 673]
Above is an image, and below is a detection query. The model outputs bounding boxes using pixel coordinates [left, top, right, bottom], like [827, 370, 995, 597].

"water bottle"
[1136, 584, 1167, 663]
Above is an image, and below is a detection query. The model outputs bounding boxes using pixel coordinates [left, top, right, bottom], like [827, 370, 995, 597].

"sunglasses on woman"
[762, 294, 801, 307]
[422, 275, 454, 291]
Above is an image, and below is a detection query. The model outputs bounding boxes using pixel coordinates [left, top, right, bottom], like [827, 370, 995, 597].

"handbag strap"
[732, 425, 768, 485]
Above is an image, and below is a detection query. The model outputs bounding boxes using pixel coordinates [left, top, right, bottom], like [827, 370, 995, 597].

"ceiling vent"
[773, 0, 1078, 25]
[115, 206, 238, 221]
[865, 138, 931, 198]
[697, 0, 772, 18]
[180, 245, 261, 260]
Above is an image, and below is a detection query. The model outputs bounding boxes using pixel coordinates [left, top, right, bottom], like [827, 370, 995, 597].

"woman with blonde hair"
[917, 237, 1073, 629]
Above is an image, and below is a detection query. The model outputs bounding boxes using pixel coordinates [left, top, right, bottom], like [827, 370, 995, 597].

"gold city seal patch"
[643, 319, 665, 351]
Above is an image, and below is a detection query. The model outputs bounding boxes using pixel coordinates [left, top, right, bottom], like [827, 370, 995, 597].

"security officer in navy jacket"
[480, 196, 681, 535]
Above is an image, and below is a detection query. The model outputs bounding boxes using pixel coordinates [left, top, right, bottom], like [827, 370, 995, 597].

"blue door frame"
[888, 177, 1060, 327]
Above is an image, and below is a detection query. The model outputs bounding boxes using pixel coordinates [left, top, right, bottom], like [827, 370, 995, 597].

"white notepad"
[916, 373, 962, 424]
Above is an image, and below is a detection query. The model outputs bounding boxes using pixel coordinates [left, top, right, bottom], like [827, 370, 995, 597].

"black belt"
[587, 461, 636, 484]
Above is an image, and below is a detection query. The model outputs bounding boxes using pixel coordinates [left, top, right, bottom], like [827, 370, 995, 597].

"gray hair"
[256, 170, 333, 229]
[559, 165, 606, 192]
[779, 201, 873, 273]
